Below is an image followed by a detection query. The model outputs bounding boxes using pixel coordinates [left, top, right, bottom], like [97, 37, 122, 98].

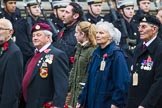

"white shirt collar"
[143, 36, 157, 47]
[35, 43, 51, 53]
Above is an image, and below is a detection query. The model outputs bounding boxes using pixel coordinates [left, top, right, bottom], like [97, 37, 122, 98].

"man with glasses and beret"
[127, 15, 162, 108]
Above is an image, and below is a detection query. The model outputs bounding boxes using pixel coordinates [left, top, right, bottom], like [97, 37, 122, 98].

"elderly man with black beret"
[126, 15, 162, 108]
[21, 23, 69, 108]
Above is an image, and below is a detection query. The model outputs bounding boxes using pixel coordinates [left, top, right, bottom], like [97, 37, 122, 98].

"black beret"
[31, 23, 52, 33]
[139, 15, 161, 28]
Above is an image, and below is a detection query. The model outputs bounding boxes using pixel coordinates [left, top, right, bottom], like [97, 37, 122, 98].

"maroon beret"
[31, 23, 52, 33]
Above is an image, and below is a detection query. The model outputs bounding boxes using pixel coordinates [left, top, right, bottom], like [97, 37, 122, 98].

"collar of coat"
[93, 41, 123, 58]
[136, 37, 161, 55]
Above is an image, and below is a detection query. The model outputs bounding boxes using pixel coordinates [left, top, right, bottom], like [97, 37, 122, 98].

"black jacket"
[127, 37, 162, 108]
[0, 39, 23, 108]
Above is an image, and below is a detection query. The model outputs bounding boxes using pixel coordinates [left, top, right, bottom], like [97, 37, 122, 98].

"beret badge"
[142, 17, 147, 22]
[35, 25, 40, 30]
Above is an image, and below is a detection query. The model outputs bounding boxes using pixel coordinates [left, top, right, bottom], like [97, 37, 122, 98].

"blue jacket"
[78, 41, 130, 108]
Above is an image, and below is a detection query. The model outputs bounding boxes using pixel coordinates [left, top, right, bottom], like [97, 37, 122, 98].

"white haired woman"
[76, 21, 130, 108]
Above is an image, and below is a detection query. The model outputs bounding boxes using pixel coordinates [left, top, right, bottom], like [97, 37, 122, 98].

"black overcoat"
[0, 39, 23, 108]
[127, 37, 162, 108]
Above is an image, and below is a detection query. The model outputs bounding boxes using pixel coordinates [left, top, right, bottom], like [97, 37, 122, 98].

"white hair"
[113, 28, 121, 45]
[43, 30, 53, 42]
[96, 21, 121, 45]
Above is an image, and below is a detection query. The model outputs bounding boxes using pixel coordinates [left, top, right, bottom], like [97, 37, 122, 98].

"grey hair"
[43, 30, 53, 42]
[96, 21, 121, 45]
[113, 28, 121, 45]
[0, 18, 13, 29]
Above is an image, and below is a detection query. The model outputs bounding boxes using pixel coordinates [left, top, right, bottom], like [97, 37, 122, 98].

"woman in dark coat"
[76, 21, 130, 108]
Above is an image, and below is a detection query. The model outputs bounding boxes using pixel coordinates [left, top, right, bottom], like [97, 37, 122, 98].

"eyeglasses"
[0, 28, 10, 31]
[138, 24, 154, 29]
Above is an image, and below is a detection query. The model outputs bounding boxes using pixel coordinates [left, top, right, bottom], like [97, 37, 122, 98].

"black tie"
[35, 49, 40, 54]
[142, 44, 146, 51]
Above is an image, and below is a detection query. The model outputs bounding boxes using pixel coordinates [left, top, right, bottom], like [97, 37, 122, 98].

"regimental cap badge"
[35, 25, 40, 30]
[142, 17, 147, 22]
[139, 15, 161, 28]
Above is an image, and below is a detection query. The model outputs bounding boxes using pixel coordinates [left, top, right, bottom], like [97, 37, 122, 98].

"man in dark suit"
[127, 15, 162, 108]
[22, 23, 69, 108]
[0, 18, 23, 108]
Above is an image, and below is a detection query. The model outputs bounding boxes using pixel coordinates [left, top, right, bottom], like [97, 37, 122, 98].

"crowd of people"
[0, 0, 162, 108]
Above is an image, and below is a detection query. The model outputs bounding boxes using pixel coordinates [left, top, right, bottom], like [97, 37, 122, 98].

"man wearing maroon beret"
[21, 23, 69, 108]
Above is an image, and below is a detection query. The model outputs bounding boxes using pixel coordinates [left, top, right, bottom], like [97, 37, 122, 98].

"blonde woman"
[68, 21, 97, 107]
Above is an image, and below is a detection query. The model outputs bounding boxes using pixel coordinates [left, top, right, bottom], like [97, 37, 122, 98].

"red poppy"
[44, 49, 51, 53]
[3, 42, 9, 51]
[58, 31, 64, 37]
[70, 56, 74, 64]
[64, 104, 69, 108]
[43, 102, 53, 108]
[103, 53, 108, 59]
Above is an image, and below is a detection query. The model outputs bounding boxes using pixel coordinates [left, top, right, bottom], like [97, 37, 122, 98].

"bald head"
[0, 18, 14, 44]
[0, 18, 13, 29]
